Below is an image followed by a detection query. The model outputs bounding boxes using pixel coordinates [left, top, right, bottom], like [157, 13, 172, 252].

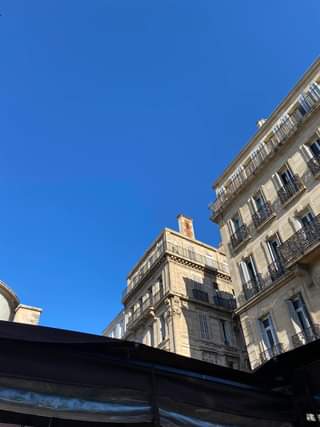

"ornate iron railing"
[279, 214, 320, 266]
[213, 294, 237, 310]
[268, 259, 286, 282]
[252, 202, 273, 228]
[210, 87, 320, 220]
[239, 264, 287, 305]
[123, 239, 229, 302]
[242, 275, 265, 301]
[127, 290, 166, 330]
[230, 224, 249, 249]
[192, 288, 209, 303]
[292, 325, 320, 348]
[277, 175, 303, 205]
[307, 152, 320, 176]
[260, 343, 283, 363]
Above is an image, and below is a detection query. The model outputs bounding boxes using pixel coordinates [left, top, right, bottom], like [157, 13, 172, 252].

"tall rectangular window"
[220, 319, 231, 346]
[290, 294, 312, 332]
[199, 313, 210, 340]
[159, 314, 167, 342]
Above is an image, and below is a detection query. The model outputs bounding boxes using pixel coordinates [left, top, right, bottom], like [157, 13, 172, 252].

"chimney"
[256, 118, 267, 129]
[177, 214, 195, 239]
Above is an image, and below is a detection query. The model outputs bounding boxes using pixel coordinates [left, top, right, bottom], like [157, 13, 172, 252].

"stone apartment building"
[103, 310, 125, 339]
[210, 58, 320, 369]
[110, 215, 247, 369]
[0, 279, 42, 325]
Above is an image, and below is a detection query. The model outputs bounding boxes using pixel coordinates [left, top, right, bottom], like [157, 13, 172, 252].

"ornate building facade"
[210, 58, 320, 369]
[107, 215, 247, 369]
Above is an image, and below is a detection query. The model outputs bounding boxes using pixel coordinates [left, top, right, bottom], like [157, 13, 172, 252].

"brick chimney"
[177, 214, 195, 240]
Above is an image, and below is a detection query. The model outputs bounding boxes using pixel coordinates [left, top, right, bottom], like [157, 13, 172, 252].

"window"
[145, 327, 154, 347]
[229, 212, 248, 248]
[226, 356, 239, 369]
[273, 165, 301, 204]
[259, 315, 281, 361]
[159, 314, 167, 342]
[191, 274, 209, 302]
[252, 190, 266, 212]
[267, 234, 284, 281]
[289, 294, 312, 332]
[202, 351, 217, 364]
[220, 319, 231, 346]
[199, 313, 210, 340]
[279, 166, 295, 187]
[267, 234, 282, 262]
[261, 317, 276, 349]
[240, 256, 259, 286]
[310, 138, 320, 157]
[231, 213, 242, 233]
[300, 211, 315, 228]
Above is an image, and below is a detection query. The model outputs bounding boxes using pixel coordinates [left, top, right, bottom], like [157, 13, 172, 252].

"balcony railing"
[210, 85, 320, 220]
[260, 343, 284, 363]
[252, 202, 273, 228]
[230, 224, 249, 249]
[239, 264, 287, 305]
[242, 275, 264, 301]
[268, 259, 286, 282]
[123, 240, 230, 302]
[292, 325, 320, 348]
[307, 152, 320, 176]
[127, 289, 166, 330]
[277, 175, 303, 205]
[192, 288, 209, 303]
[213, 294, 237, 310]
[279, 213, 320, 266]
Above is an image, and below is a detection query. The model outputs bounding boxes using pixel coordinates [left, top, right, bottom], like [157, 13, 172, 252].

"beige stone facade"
[210, 58, 320, 369]
[119, 216, 247, 369]
[0, 279, 42, 325]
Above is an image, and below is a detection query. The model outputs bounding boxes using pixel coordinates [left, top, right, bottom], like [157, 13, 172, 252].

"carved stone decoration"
[165, 296, 182, 319]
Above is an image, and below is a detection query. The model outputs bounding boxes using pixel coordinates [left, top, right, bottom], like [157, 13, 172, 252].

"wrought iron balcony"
[277, 175, 303, 205]
[242, 275, 265, 301]
[268, 259, 286, 282]
[210, 87, 320, 220]
[292, 325, 320, 348]
[192, 288, 209, 303]
[279, 214, 320, 266]
[230, 224, 249, 249]
[252, 202, 273, 229]
[307, 153, 320, 176]
[213, 294, 237, 310]
[260, 343, 283, 363]
[123, 238, 230, 303]
[127, 290, 166, 330]
[238, 264, 288, 306]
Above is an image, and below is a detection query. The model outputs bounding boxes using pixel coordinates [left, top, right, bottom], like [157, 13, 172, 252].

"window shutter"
[301, 144, 314, 161]
[247, 197, 256, 214]
[228, 219, 235, 234]
[268, 316, 279, 344]
[258, 320, 269, 350]
[239, 261, 251, 284]
[298, 94, 310, 114]
[287, 299, 302, 333]
[272, 173, 283, 190]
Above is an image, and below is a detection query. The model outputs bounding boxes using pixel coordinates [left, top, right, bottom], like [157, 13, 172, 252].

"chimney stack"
[177, 214, 195, 240]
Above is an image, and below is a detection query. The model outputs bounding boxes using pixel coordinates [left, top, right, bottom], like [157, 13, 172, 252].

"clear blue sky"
[0, 1, 319, 334]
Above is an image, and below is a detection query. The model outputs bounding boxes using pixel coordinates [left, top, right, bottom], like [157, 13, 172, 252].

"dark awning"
[0, 320, 309, 426]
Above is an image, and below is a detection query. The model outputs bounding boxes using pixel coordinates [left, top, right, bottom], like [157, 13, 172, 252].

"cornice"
[213, 57, 320, 189]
